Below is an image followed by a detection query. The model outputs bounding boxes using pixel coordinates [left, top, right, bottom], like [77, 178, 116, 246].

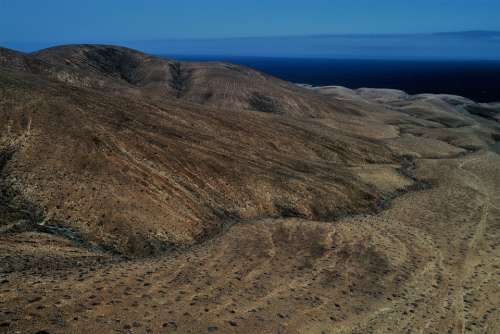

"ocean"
[162, 55, 500, 103]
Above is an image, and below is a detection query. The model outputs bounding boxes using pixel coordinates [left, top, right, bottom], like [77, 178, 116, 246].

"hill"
[0, 45, 398, 255]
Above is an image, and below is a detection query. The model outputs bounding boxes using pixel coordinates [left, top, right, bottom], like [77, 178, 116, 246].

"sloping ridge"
[3, 45, 360, 117]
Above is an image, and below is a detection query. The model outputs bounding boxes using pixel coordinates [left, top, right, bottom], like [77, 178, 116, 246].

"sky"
[1, 0, 500, 43]
[1, 1, 499, 59]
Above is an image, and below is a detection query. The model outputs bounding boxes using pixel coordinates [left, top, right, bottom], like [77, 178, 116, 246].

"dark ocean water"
[162, 55, 500, 103]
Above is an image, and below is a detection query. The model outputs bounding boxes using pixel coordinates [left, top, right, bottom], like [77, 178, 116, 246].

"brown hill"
[1, 45, 395, 255]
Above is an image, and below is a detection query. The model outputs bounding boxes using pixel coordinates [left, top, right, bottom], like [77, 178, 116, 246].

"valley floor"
[1, 148, 499, 334]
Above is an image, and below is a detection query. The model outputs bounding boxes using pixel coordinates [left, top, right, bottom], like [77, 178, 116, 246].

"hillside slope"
[1, 46, 396, 255]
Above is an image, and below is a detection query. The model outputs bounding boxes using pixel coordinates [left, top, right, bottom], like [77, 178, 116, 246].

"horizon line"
[3, 29, 500, 46]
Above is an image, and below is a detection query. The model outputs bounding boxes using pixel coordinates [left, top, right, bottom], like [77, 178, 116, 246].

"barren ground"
[0, 46, 499, 333]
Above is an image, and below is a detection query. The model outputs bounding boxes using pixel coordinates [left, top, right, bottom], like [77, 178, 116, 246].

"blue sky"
[1, 0, 500, 43]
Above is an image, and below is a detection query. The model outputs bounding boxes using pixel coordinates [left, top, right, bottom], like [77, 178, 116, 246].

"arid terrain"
[0, 45, 499, 333]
